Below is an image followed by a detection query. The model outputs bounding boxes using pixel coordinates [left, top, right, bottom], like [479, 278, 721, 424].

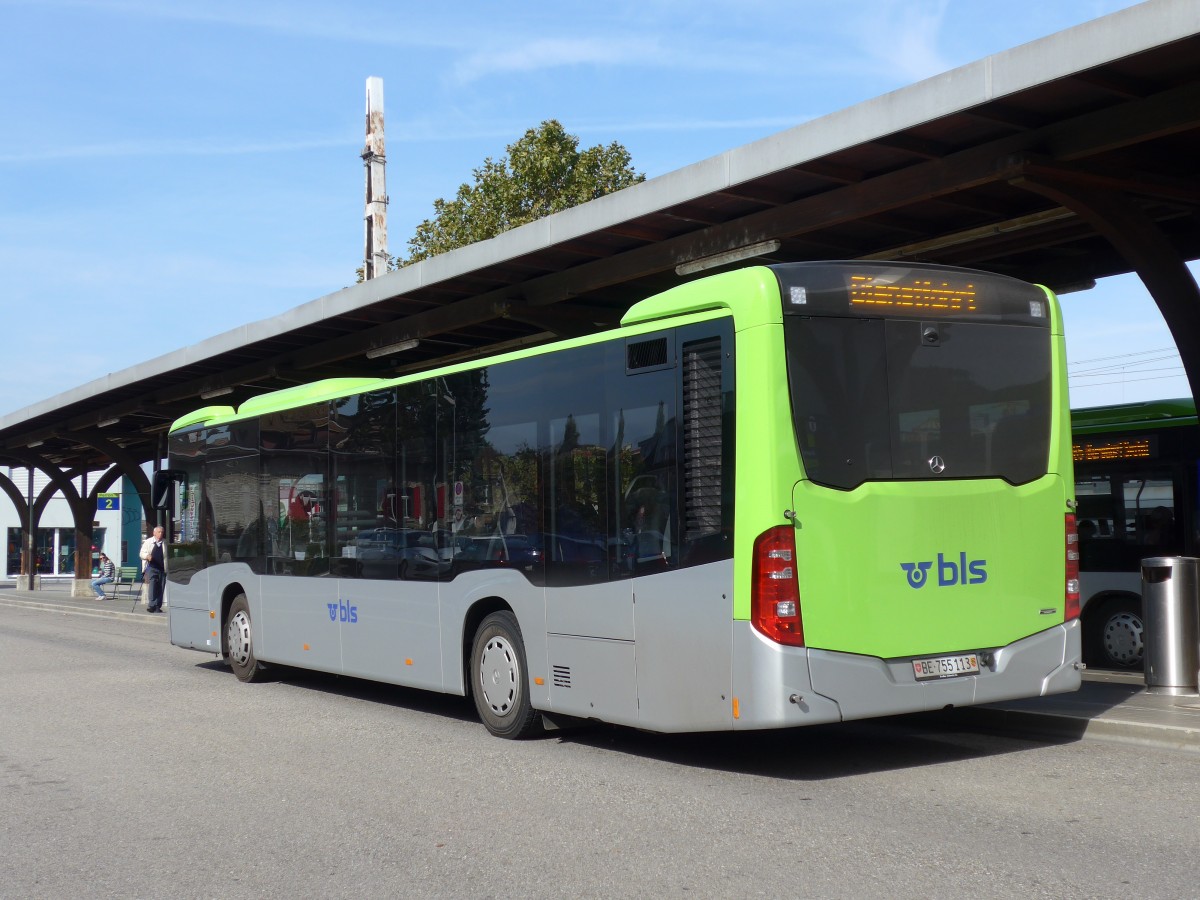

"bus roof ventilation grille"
[627, 337, 670, 373]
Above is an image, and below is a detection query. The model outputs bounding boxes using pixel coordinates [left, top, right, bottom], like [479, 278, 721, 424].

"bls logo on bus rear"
[900, 553, 987, 589]
[327, 601, 359, 623]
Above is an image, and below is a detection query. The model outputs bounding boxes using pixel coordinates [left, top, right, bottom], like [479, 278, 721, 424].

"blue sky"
[0, 0, 1186, 416]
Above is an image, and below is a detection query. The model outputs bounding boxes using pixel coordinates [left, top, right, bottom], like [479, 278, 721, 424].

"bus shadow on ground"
[194, 659, 1082, 779]
[194, 659, 480, 725]
[550, 713, 1083, 780]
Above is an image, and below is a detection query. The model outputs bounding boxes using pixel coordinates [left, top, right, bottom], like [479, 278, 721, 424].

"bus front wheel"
[470, 611, 543, 739]
[1086, 597, 1144, 670]
[225, 594, 267, 683]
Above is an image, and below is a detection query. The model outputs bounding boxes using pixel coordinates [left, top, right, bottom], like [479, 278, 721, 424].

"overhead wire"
[1067, 345, 1187, 392]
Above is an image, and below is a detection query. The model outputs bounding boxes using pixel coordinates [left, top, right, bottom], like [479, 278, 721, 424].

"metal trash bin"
[1140, 557, 1200, 696]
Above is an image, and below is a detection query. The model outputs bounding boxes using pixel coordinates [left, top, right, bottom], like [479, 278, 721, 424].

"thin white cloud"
[5, 0, 934, 95]
[0, 114, 817, 165]
[2, 0, 460, 49]
[838, 0, 956, 83]
[450, 36, 661, 85]
[446, 31, 824, 85]
[0, 136, 352, 164]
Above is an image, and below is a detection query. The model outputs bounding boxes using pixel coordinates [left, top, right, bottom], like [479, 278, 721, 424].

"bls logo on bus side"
[900, 552, 987, 589]
[327, 601, 359, 623]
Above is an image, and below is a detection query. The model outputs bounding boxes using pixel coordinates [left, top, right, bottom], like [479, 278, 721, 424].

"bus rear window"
[784, 316, 1051, 490]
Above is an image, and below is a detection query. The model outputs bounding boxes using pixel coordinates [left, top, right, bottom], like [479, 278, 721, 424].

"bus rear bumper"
[732, 619, 1082, 728]
[979, 616, 1083, 702]
[809, 619, 1083, 723]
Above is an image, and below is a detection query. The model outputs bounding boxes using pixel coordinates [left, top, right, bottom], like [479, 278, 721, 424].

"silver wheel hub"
[227, 610, 253, 667]
[478, 635, 518, 717]
[1103, 611, 1143, 666]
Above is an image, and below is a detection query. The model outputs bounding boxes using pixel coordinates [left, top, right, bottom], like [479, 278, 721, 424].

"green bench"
[105, 566, 142, 601]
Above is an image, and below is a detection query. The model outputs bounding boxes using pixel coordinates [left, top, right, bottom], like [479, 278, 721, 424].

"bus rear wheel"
[1087, 597, 1144, 670]
[225, 594, 267, 683]
[470, 611, 542, 739]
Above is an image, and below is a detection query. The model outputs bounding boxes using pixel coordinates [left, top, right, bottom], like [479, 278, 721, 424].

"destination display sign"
[1072, 434, 1156, 463]
[848, 273, 982, 315]
[776, 262, 1050, 325]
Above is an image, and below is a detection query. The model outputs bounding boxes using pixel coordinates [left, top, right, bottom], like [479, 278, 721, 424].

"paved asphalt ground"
[2, 579, 1198, 755]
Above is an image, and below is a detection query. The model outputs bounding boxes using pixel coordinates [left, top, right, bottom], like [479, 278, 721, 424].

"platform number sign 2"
[97, 493, 120, 511]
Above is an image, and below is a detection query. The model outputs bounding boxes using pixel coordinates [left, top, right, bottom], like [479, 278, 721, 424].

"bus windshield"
[779, 264, 1052, 490]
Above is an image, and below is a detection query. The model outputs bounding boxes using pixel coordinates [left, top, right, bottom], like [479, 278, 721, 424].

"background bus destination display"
[1072, 434, 1156, 463]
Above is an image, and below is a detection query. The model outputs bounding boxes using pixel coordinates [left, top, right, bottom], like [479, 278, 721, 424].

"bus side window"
[261, 402, 330, 575]
[609, 385, 678, 577]
[1141, 505, 1178, 553]
[207, 455, 266, 570]
[331, 388, 400, 579]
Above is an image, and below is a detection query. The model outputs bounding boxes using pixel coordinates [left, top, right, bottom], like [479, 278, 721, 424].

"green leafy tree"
[401, 120, 644, 265]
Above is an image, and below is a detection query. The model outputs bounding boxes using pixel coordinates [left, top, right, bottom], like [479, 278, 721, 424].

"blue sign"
[97, 493, 120, 511]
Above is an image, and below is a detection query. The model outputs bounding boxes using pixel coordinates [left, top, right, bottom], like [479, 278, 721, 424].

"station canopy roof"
[4, 0, 1199, 473]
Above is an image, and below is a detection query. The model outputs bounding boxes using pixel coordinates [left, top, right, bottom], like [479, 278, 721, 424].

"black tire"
[1084, 596, 1144, 670]
[470, 611, 542, 739]
[225, 594, 267, 683]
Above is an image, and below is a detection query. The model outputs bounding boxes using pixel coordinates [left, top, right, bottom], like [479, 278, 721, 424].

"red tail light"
[751, 525, 804, 646]
[1065, 513, 1080, 621]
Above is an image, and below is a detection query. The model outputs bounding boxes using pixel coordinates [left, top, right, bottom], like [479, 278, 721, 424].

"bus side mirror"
[151, 470, 187, 511]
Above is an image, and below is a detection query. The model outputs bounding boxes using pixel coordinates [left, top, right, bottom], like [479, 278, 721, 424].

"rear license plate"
[912, 653, 979, 681]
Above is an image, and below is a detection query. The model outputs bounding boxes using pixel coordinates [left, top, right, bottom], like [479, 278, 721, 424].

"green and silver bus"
[162, 261, 1082, 738]
[1072, 397, 1197, 669]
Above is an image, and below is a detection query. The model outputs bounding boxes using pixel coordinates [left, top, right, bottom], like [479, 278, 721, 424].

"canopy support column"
[1013, 172, 1200, 403]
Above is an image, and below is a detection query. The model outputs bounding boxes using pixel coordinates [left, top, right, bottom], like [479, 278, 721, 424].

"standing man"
[140, 525, 166, 613]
